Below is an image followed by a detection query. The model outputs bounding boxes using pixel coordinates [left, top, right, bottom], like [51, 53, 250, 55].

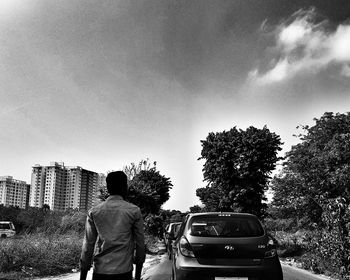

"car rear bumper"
[175, 256, 283, 280]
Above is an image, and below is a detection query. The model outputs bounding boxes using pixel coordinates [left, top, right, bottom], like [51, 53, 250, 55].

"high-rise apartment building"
[66, 166, 99, 211]
[30, 164, 46, 208]
[30, 162, 105, 211]
[0, 176, 30, 209]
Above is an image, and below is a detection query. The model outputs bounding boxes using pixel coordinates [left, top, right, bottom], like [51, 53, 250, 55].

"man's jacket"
[80, 195, 145, 274]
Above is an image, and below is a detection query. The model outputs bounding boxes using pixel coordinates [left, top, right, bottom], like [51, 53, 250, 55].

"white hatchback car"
[0, 221, 16, 238]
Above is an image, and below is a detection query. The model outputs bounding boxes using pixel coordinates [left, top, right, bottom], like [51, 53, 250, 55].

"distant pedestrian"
[80, 171, 145, 280]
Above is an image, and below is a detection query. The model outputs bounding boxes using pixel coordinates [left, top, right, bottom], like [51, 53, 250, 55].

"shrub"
[264, 218, 297, 232]
[144, 233, 159, 254]
[59, 211, 87, 234]
[144, 214, 164, 237]
[271, 230, 307, 258]
[296, 198, 350, 279]
[0, 233, 82, 278]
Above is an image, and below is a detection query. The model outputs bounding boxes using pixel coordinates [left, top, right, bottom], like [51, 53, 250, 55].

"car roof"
[187, 212, 258, 218]
[169, 222, 182, 225]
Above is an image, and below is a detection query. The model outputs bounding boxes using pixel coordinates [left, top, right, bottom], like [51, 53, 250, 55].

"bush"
[270, 230, 307, 258]
[0, 233, 82, 278]
[59, 211, 87, 234]
[144, 233, 159, 254]
[0, 205, 87, 235]
[144, 214, 164, 238]
[264, 218, 297, 232]
[279, 243, 304, 258]
[296, 198, 350, 279]
[299, 228, 350, 279]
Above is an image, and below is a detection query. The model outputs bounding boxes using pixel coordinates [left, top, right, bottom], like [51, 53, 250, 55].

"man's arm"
[133, 208, 145, 280]
[80, 211, 98, 280]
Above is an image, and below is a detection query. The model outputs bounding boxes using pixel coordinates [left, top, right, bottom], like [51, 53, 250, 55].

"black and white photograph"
[0, 1, 350, 279]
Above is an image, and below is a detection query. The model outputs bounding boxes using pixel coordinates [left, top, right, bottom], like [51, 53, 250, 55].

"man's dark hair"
[106, 171, 128, 197]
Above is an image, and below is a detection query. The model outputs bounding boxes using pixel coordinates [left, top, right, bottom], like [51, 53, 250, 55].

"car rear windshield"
[0, 223, 11, 230]
[189, 215, 264, 237]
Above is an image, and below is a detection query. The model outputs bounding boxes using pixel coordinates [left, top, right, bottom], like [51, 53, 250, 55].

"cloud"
[341, 64, 350, 77]
[250, 8, 350, 85]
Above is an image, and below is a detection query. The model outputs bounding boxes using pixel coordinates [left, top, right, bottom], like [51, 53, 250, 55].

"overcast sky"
[1, 0, 350, 211]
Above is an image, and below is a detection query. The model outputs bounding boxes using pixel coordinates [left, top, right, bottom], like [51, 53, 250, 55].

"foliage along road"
[143, 256, 333, 280]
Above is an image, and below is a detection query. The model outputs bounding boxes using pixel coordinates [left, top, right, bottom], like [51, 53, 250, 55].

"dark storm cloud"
[9, 0, 350, 90]
[116, 0, 350, 89]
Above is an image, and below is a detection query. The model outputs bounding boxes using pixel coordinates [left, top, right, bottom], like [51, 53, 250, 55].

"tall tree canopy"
[99, 159, 172, 216]
[123, 159, 157, 180]
[128, 168, 172, 215]
[197, 126, 282, 218]
[271, 112, 350, 225]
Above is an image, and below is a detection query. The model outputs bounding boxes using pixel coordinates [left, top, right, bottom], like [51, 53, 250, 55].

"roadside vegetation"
[267, 112, 350, 279]
[0, 206, 181, 279]
[191, 111, 350, 280]
[0, 208, 85, 279]
[0, 160, 174, 279]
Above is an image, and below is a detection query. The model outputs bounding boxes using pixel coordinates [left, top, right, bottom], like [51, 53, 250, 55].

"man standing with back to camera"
[80, 171, 145, 280]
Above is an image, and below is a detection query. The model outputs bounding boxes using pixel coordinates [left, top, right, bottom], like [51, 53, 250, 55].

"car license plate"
[215, 278, 248, 280]
[215, 277, 248, 280]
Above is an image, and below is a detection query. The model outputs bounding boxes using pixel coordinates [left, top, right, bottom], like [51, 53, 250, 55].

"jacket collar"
[106, 195, 124, 201]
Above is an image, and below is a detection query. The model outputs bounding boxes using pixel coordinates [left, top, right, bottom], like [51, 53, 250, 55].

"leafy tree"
[97, 159, 168, 212]
[97, 187, 109, 202]
[197, 126, 282, 218]
[160, 209, 185, 225]
[169, 212, 183, 223]
[96, 159, 172, 240]
[16, 207, 46, 233]
[300, 197, 350, 277]
[189, 205, 203, 213]
[144, 214, 164, 237]
[123, 159, 156, 180]
[0, 205, 21, 232]
[270, 170, 322, 227]
[271, 112, 350, 276]
[271, 112, 350, 225]
[128, 168, 172, 215]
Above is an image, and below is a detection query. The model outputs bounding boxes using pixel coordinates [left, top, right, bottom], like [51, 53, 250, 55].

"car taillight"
[179, 236, 195, 258]
[265, 237, 277, 258]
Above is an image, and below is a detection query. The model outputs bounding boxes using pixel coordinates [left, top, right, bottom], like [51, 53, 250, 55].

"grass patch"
[0, 232, 159, 279]
[0, 233, 82, 279]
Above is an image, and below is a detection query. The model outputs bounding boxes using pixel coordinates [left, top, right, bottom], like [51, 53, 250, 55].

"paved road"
[282, 264, 331, 280]
[143, 257, 331, 280]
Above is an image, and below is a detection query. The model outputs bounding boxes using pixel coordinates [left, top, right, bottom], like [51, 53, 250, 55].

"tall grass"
[0, 233, 82, 279]
[0, 207, 162, 279]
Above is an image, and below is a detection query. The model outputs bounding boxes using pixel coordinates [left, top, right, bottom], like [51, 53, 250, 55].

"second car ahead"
[170, 212, 283, 280]
[164, 222, 182, 259]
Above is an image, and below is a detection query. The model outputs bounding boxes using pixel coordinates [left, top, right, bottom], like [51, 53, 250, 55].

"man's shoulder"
[89, 200, 108, 214]
[90, 199, 140, 212]
[123, 200, 141, 211]
[88, 206, 99, 216]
